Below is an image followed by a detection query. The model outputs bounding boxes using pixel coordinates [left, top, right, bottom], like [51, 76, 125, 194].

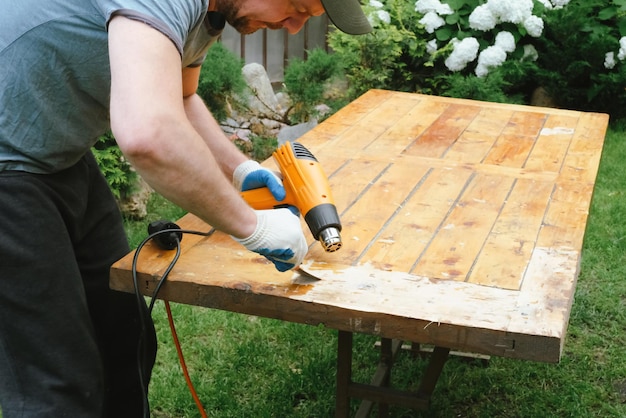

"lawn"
[130, 123, 626, 418]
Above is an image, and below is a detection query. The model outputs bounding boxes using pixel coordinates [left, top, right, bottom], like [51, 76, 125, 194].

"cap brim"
[321, 0, 372, 35]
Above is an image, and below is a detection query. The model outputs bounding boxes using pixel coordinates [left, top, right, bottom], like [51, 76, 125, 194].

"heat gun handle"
[240, 187, 293, 210]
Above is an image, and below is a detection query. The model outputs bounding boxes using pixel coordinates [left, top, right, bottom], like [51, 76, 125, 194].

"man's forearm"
[183, 93, 248, 180]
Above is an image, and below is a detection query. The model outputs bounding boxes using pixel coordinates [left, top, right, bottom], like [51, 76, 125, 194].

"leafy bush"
[283, 48, 342, 123]
[233, 134, 278, 162]
[328, 0, 626, 119]
[196, 42, 247, 122]
[328, 0, 429, 98]
[532, 0, 626, 117]
[92, 132, 137, 200]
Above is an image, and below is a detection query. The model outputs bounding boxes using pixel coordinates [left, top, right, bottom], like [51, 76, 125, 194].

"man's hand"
[233, 160, 285, 200]
[233, 209, 308, 272]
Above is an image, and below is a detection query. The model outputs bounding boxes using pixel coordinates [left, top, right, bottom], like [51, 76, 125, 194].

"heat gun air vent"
[292, 142, 318, 162]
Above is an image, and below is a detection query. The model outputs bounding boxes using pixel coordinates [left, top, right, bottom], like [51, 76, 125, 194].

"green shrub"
[196, 42, 247, 122]
[328, 0, 626, 119]
[532, 0, 626, 117]
[283, 48, 342, 123]
[328, 0, 428, 99]
[92, 131, 137, 200]
[233, 134, 278, 162]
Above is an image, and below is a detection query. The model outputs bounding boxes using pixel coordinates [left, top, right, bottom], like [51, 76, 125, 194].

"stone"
[118, 176, 153, 219]
[530, 87, 557, 108]
[242, 63, 280, 118]
[277, 120, 318, 145]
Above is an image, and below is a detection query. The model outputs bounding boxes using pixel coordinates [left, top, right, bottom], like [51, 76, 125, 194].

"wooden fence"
[219, 15, 331, 84]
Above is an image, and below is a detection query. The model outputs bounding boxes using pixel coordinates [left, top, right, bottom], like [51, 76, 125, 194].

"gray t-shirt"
[0, 0, 224, 173]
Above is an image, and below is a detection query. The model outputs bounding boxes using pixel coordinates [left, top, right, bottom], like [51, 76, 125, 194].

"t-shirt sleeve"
[95, 0, 208, 56]
[185, 11, 226, 67]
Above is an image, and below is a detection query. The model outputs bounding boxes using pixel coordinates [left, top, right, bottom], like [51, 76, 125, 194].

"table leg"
[377, 338, 392, 418]
[355, 338, 400, 418]
[335, 331, 451, 417]
[336, 330, 353, 418]
[416, 346, 450, 398]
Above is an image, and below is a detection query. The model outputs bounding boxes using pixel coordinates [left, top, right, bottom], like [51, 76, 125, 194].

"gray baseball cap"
[321, 0, 372, 35]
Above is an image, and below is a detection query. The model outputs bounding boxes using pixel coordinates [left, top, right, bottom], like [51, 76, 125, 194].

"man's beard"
[230, 16, 257, 35]
[218, 0, 281, 34]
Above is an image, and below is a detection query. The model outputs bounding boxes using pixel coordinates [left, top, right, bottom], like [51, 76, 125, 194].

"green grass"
[129, 123, 626, 418]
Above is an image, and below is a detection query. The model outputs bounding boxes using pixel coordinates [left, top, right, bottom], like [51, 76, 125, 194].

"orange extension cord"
[164, 301, 208, 418]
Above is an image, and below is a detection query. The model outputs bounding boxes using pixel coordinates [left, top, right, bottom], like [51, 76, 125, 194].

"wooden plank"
[364, 99, 449, 155]
[413, 173, 514, 281]
[109, 213, 215, 290]
[328, 93, 424, 152]
[536, 182, 596, 250]
[287, 262, 563, 362]
[523, 113, 578, 173]
[326, 158, 391, 215]
[469, 178, 553, 289]
[292, 94, 409, 149]
[444, 107, 514, 164]
[350, 151, 559, 184]
[481, 110, 548, 168]
[507, 246, 580, 358]
[501, 110, 547, 137]
[403, 104, 481, 158]
[322, 89, 393, 127]
[363, 167, 474, 272]
[409, 93, 569, 116]
[557, 112, 608, 184]
[308, 160, 431, 264]
[296, 121, 348, 148]
[482, 133, 537, 168]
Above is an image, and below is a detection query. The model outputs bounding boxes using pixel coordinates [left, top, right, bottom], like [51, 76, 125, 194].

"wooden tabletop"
[111, 90, 608, 363]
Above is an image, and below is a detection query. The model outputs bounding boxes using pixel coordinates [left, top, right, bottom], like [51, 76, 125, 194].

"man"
[0, 0, 371, 417]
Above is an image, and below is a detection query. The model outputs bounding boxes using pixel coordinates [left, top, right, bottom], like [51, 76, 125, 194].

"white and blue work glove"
[233, 160, 286, 201]
[233, 209, 308, 272]
[233, 160, 307, 271]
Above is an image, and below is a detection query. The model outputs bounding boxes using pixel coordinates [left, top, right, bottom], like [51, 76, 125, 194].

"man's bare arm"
[108, 16, 256, 238]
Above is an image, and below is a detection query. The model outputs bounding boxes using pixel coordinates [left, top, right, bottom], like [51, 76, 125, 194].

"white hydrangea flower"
[444, 37, 480, 72]
[536, 0, 553, 9]
[551, 0, 571, 9]
[605, 52, 617, 69]
[376, 10, 391, 24]
[469, 4, 498, 31]
[426, 39, 439, 55]
[523, 15, 544, 37]
[494, 31, 515, 53]
[419, 11, 446, 34]
[522, 44, 539, 61]
[415, 0, 454, 15]
[367, 0, 390, 26]
[487, 0, 534, 25]
[475, 45, 507, 77]
[618, 36, 626, 61]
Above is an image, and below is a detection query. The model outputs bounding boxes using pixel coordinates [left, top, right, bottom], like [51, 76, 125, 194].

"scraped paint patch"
[540, 127, 575, 136]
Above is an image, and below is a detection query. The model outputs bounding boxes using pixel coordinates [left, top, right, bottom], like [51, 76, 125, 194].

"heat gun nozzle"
[319, 227, 342, 252]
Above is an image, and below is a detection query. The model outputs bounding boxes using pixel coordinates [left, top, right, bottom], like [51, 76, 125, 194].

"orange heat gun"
[240, 141, 342, 252]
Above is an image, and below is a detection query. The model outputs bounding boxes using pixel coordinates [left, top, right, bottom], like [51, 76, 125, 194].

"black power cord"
[131, 220, 215, 418]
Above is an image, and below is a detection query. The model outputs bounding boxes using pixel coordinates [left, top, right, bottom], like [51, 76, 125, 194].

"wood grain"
[111, 90, 608, 363]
